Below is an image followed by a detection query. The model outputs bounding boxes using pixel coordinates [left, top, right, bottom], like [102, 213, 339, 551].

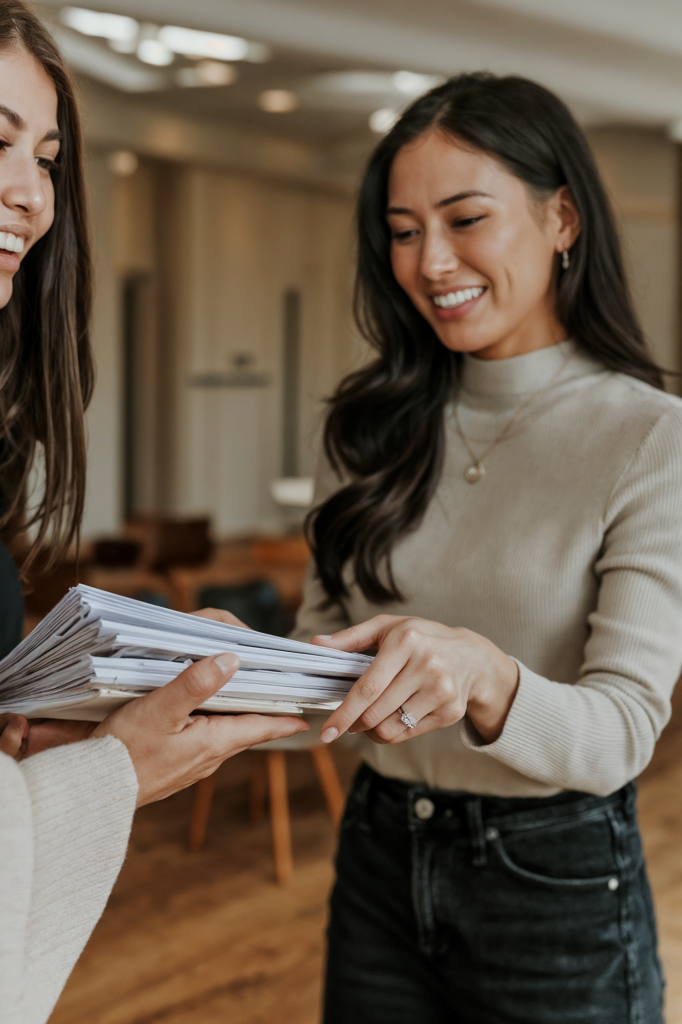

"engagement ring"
[399, 706, 418, 729]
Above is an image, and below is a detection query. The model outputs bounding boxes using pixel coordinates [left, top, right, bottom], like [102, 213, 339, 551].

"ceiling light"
[159, 25, 268, 63]
[259, 89, 298, 113]
[108, 150, 138, 176]
[137, 38, 173, 66]
[61, 6, 138, 43]
[392, 71, 444, 96]
[369, 108, 399, 134]
[176, 61, 237, 88]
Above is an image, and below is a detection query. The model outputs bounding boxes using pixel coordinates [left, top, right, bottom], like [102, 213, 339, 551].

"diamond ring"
[398, 706, 418, 729]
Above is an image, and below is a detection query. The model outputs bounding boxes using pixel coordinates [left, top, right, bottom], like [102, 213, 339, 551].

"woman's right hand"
[91, 653, 310, 806]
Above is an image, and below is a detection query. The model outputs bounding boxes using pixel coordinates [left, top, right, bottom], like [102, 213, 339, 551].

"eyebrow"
[386, 189, 492, 216]
[0, 104, 61, 142]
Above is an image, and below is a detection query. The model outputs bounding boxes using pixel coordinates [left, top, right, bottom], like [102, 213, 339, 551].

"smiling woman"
[295, 73, 682, 1023]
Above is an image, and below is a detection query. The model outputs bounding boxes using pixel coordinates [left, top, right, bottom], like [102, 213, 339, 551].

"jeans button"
[608, 877, 619, 891]
[414, 797, 435, 820]
[485, 826, 499, 841]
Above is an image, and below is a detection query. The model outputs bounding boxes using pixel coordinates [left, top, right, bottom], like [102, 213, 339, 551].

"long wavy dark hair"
[307, 72, 664, 606]
[0, 1, 93, 575]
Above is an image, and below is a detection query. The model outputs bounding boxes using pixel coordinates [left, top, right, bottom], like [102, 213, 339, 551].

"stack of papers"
[0, 585, 371, 721]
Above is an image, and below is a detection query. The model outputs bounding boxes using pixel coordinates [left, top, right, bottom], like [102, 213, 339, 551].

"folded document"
[0, 585, 372, 721]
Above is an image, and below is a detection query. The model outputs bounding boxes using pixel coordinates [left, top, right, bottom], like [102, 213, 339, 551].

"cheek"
[35, 180, 56, 243]
[390, 245, 421, 298]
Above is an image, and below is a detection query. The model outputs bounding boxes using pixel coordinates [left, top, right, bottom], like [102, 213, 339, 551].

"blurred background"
[22, 1, 682, 1022]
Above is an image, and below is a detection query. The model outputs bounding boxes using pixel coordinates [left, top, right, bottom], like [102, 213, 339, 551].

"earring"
[562, 249, 570, 270]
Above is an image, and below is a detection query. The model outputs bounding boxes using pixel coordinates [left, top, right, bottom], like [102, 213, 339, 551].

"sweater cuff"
[459, 659, 562, 785]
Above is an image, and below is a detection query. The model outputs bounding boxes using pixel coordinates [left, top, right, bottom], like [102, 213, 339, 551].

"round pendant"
[464, 463, 485, 483]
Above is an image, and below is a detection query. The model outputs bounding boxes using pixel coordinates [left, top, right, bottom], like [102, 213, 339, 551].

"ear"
[549, 185, 581, 255]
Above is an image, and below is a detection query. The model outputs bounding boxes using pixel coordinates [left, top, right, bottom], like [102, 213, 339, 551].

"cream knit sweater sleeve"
[461, 405, 682, 795]
[0, 736, 138, 1024]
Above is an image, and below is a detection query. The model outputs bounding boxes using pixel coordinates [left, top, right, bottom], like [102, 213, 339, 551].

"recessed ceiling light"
[61, 6, 138, 43]
[176, 60, 237, 88]
[392, 71, 444, 95]
[108, 150, 138, 176]
[369, 108, 399, 134]
[259, 89, 298, 113]
[137, 38, 173, 66]
[159, 25, 269, 63]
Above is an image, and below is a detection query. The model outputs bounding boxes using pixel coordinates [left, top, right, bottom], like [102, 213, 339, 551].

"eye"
[391, 228, 419, 241]
[453, 216, 484, 228]
[36, 155, 59, 172]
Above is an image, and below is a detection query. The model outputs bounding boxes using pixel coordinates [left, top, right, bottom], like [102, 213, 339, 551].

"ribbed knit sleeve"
[1, 736, 138, 1024]
[461, 406, 682, 795]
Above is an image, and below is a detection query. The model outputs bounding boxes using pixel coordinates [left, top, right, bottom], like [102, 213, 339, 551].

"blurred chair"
[126, 515, 214, 572]
[197, 580, 287, 635]
[189, 739, 345, 885]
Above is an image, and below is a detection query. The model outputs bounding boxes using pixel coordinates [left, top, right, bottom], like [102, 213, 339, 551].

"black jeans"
[323, 764, 663, 1024]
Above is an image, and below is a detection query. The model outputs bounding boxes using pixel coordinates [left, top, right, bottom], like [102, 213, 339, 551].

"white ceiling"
[35, 0, 682, 186]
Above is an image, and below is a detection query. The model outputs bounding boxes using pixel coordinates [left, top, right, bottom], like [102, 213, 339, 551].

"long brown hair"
[0, 0, 93, 575]
[308, 73, 664, 606]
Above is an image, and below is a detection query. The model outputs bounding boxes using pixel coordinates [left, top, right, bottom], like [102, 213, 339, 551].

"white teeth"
[0, 232, 24, 253]
[432, 286, 484, 309]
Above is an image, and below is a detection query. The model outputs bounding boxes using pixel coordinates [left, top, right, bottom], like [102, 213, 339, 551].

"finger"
[191, 608, 251, 630]
[141, 654, 240, 731]
[203, 712, 310, 757]
[24, 720, 97, 758]
[311, 615, 399, 653]
[0, 715, 28, 759]
[363, 710, 446, 745]
[320, 642, 411, 742]
[347, 670, 444, 735]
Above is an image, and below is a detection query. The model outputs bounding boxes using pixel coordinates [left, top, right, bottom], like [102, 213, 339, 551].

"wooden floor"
[51, 696, 682, 1024]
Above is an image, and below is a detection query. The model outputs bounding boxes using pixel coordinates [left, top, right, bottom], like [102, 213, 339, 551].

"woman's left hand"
[0, 713, 96, 760]
[312, 615, 520, 746]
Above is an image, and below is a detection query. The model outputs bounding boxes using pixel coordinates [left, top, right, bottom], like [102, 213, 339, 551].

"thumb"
[143, 654, 240, 732]
[0, 715, 28, 759]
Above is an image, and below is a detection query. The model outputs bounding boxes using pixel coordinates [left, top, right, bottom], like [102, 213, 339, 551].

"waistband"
[354, 763, 637, 837]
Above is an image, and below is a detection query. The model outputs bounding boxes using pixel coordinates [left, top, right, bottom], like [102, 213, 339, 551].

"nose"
[420, 224, 460, 281]
[2, 153, 48, 218]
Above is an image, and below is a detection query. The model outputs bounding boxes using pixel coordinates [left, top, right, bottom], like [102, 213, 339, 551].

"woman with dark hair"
[294, 73, 682, 1021]
[0, 5, 308, 1021]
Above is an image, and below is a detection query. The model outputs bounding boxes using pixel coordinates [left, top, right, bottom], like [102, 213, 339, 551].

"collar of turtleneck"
[459, 339, 600, 398]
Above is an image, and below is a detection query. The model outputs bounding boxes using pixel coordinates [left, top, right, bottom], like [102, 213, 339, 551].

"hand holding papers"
[0, 585, 373, 721]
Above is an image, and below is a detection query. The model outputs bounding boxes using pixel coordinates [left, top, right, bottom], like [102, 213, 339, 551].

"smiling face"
[387, 129, 581, 360]
[0, 46, 59, 309]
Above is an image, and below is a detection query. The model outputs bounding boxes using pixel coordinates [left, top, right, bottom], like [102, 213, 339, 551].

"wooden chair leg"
[266, 751, 293, 885]
[189, 771, 218, 852]
[249, 750, 267, 822]
[310, 745, 345, 832]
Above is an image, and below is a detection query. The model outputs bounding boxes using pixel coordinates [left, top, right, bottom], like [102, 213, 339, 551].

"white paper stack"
[0, 585, 371, 721]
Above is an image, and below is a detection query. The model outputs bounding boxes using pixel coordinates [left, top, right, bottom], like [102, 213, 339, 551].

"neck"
[473, 303, 566, 361]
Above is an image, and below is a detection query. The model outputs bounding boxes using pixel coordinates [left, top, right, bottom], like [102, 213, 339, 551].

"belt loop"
[466, 798, 487, 866]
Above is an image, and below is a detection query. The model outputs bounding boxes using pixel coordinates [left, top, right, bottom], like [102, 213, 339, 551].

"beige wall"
[100, 158, 359, 539]
[587, 126, 680, 387]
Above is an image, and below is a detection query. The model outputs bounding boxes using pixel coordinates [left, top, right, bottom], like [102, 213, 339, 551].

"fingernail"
[216, 653, 239, 674]
[321, 726, 338, 744]
[315, 634, 333, 640]
[10, 716, 22, 730]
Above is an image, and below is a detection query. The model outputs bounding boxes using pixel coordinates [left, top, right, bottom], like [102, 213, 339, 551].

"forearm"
[19, 737, 138, 1024]
[461, 660, 669, 796]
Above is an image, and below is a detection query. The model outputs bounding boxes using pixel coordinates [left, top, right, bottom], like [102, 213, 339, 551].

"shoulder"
[572, 365, 682, 455]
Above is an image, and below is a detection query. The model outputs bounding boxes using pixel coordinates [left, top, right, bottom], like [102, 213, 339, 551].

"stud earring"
[562, 249, 570, 270]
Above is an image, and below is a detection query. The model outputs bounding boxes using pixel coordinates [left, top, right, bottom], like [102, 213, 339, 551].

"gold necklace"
[454, 351, 573, 484]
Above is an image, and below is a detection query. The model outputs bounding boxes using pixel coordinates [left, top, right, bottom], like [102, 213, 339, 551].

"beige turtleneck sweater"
[292, 341, 682, 798]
